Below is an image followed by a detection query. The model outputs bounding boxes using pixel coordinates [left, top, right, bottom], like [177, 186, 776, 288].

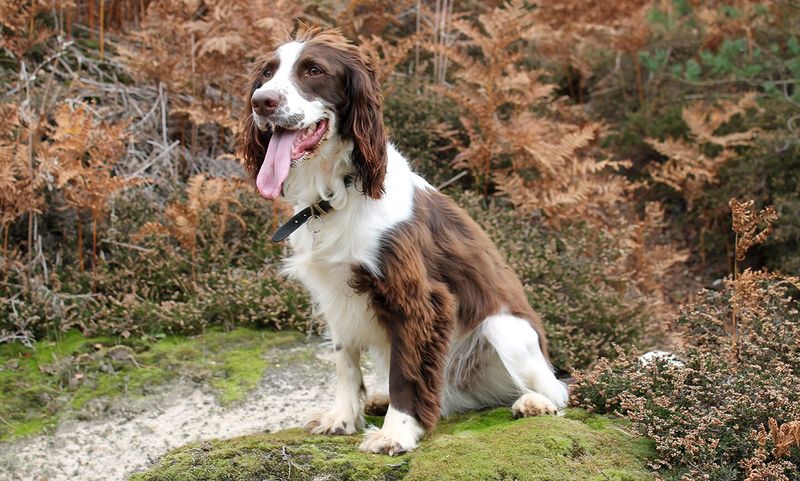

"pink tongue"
[256, 129, 301, 199]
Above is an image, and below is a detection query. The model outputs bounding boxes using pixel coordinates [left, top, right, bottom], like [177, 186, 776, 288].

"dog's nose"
[252, 90, 282, 117]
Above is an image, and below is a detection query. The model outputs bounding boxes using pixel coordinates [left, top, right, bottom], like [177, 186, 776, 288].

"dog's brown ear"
[237, 66, 271, 178]
[238, 114, 271, 177]
[343, 54, 387, 199]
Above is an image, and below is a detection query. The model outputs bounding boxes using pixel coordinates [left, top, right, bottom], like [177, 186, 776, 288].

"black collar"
[270, 175, 355, 243]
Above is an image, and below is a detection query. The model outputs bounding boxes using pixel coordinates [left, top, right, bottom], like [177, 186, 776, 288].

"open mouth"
[290, 118, 328, 164]
[256, 118, 329, 200]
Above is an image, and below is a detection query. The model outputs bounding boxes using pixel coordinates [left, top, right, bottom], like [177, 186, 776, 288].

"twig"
[125, 140, 179, 179]
[3, 41, 74, 97]
[783, 80, 800, 109]
[22, 60, 35, 296]
[159, 82, 168, 146]
[100, 238, 156, 254]
[436, 170, 468, 191]
[126, 88, 162, 130]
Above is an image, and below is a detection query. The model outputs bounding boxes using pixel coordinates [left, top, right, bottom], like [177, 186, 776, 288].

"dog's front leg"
[357, 272, 456, 455]
[306, 344, 365, 435]
[358, 336, 429, 456]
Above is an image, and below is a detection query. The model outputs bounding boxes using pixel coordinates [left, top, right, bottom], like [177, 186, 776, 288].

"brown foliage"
[0, 103, 45, 231]
[41, 102, 133, 270]
[730, 198, 779, 263]
[647, 94, 761, 209]
[437, 1, 633, 224]
[530, 0, 650, 100]
[0, 0, 59, 58]
[136, 174, 246, 276]
[435, 0, 689, 326]
[115, 0, 307, 153]
[315, 0, 414, 40]
[759, 419, 800, 459]
[46, 103, 130, 215]
[573, 271, 800, 480]
[358, 33, 420, 88]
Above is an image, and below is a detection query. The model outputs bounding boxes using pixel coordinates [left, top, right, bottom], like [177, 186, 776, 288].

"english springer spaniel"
[238, 27, 569, 456]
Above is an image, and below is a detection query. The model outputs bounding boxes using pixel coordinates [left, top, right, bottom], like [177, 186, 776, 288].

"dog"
[238, 26, 569, 456]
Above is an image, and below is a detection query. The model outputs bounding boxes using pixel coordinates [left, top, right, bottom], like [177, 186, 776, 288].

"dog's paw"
[359, 426, 416, 456]
[511, 392, 559, 418]
[358, 406, 424, 456]
[363, 393, 390, 416]
[305, 409, 364, 435]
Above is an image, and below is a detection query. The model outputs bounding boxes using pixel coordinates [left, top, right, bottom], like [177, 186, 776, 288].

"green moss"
[0, 328, 301, 440]
[130, 409, 655, 481]
[210, 346, 268, 405]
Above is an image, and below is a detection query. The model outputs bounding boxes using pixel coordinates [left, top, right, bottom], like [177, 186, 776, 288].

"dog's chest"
[284, 219, 388, 348]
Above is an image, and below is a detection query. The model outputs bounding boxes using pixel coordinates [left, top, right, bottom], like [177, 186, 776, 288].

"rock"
[107, 345, 136, 365]
[128, 408, 654, 481]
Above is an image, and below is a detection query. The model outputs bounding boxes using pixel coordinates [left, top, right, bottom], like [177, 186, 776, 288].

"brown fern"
[729, 198, 778, 265]
[135, 174, 246, 281]
[0, 103, 47, 281]
[42, 102, 133, 272]
[648, 94, 760, 209]
[726, 199, 780, 361]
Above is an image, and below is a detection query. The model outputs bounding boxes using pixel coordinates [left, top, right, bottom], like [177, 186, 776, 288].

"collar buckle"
[269, 175, 355, 243]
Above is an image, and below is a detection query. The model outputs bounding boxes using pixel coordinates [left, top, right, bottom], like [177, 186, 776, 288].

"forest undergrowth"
[1, 0, 799, 479]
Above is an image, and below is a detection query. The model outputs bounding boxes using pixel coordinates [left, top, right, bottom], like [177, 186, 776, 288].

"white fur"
[283, 144, 420, 341]
[359, 405, 425, 455]
[511, 392, 559, 417]
[285, 145, 420, 437]
[481, 314, 569, 409]
[440, 315, 568, 416]
[307, 345, 364, 434]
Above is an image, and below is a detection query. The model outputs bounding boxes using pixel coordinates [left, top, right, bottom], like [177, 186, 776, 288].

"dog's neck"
[281, 136, 357, 212]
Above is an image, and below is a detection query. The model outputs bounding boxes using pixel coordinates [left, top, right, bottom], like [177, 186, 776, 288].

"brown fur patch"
[363, 393, 390, 416]
[351, 189, 551, 430]
[237, 56, 274, 177]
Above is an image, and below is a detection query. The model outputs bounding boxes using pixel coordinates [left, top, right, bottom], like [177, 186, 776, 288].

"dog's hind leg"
[364, 345, 390, 416]
[482, 314, 569, 417]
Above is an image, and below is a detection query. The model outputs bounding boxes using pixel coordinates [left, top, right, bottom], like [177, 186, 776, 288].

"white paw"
[358, 406, 424, 456]
[359, 426, 414, 456]
[511, 392, 559, 418]
[305, 408, 364, 435]
[359, 425, 421, 456]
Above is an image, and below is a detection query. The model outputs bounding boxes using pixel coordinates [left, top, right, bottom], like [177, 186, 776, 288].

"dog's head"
[238, 27, 387, 201]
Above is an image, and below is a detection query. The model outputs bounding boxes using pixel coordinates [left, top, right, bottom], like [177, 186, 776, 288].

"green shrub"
[572, 272, 800, 480]
[1, 186, 312, 340]
[383, 79, 463, 186]
[600, 1, 800, 276]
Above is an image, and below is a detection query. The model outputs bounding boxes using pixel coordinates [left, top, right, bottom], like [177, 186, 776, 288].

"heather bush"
[572, 271, 800, 480]
[1, 186, 312, 340]
[383, 80, 463, 186]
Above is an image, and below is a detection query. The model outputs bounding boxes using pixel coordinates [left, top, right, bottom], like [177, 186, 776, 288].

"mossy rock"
[129, 408, 654, 481]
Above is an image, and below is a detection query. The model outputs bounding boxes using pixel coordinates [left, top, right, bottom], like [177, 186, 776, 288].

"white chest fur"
[281, 145, 428, 348]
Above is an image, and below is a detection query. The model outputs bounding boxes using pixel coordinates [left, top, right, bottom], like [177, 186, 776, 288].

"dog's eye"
[307, 65, 323, 77]
[263, 69, 273, 80]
